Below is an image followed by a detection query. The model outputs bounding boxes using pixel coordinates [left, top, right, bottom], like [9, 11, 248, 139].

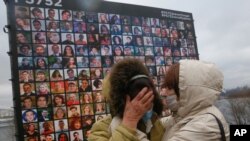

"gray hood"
[176, 60, 223, 118]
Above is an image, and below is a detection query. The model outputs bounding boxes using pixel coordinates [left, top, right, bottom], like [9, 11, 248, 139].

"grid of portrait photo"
[15, 5, 198, 141]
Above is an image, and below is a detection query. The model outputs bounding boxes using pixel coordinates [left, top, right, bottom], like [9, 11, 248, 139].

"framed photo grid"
[8, 0, 198, 140]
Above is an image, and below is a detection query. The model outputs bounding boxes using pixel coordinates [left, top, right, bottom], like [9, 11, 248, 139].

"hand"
[122, 87, 154, 129]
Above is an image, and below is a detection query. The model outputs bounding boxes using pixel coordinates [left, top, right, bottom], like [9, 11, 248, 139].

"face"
[28, 138, 36, 141]
[104, 47, 109, 54]
[174, 50, 180, 56]
[50, 33, 60, 43]
[85, 130, 91, 138]
[69, 58, 75, 65]
[17, 33, 27, 43]
[16, 18, 24, 26]
[76, 11, 83, 17]
[33, 10, 42, 17]
[79, 35, 83, 40]
[74, 133, 80, 139]
[21, 46, 30, 55]
[155, 28, 161, 34]
[59, 134, 67, 141]
[124, 26, 130, 32]
[96, 104, 103, 111]
[23, 84, 32, 93]
[56, 108, 65, 118]
[91, 48, 97, 53]
[182, 49, 187, 55]
[102, 26, 109, 32]
[65, 46, 72, 54]
[65, 22, 71, 29]
[51, 22, 57, 29]
[66, 34, 72, 41]
[23, 99, 32, 108]
[145, 48, 151, 54]
[126, 37, 131, 42]
[74, 121, 81, 129]
[52, 45, 59, 53]
[59, 121, 64, 129]
[113, 26, 118, 30]
[39, 84, 47, 93]
[54, 82, 62, 90]
[124, 48, 131, 55]
[78, 47, 84, 53]
[28, 124, 35, 131]
[25, 111, 35, 122]
[46, 135, 53, 141]
[114, 37, 120, 43]
[96, 93, 102, 101]
[162, 29, 167, 36]
[114, 47, 121, 55]
[84, 106, 90, 113]
[37, 73, 45, 81]
[33, 21, 41, 30]
[36, 46, 45, 55]
[69, 94, 76, 101]
[68, 84, 77, 92]
[95, 69, 101, 76]
[55, 96, 62, 105]
[48, 10, 55, 18]
[84, 94, 90, 101]
[81, 80, 88, 88]
[134, 17, 140, 23]
[62, 11, 71, 20]
[100, 14, 106, 21]
[37, 97, 47, 107]
[21, 72, 29, 80]
[42, 111, 48, 117]
[67, 70, 74, 78]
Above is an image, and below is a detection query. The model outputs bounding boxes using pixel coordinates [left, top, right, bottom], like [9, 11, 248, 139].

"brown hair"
[109, 58, 163, 118]
[162, 63, 180, 97]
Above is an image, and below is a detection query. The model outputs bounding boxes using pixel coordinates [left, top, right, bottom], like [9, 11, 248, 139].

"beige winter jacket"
[89, 115, 165, 141]
[161, 60, 230, 141]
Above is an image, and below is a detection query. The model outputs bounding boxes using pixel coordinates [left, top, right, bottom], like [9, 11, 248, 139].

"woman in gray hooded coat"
[161, 60, 229, 141]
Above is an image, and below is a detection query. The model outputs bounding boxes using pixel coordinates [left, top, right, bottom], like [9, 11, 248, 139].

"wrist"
[122, 117, 138, 129]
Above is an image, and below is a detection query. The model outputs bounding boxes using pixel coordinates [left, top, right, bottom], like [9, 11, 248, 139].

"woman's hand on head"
[122, 87, 154, 129]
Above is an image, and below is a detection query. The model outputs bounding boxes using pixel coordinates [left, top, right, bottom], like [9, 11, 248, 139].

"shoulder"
[93, 115, 112, 128]
[89, 116, 112, 140]
[176, 108, 229, 139]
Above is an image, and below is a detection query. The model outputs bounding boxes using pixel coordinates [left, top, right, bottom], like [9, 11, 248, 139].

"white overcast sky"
[0, 0, 250, 108]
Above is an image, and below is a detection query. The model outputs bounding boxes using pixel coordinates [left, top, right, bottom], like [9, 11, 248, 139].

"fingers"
[140, 90, 153, 104]
[124, 95, 131, 109]
[144, 95, 154, 110]
[135, 87, 148, 101]
[126, 95, 131, 104]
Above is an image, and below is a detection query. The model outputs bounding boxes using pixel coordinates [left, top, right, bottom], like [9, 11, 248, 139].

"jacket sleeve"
[88, 117, 140, 141]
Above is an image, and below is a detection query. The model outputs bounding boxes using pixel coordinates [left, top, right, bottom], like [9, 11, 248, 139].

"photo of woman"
[53, 107, 67, 119]
[53, 94, 65, 107]
[81, 104, 94, 116]
[63, 45, 75, 57]
[16, 18, 30, 31]
[80, 92, 93, 104]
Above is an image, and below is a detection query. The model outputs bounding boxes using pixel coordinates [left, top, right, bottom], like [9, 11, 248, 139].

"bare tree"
[228, 98, 250, 124]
